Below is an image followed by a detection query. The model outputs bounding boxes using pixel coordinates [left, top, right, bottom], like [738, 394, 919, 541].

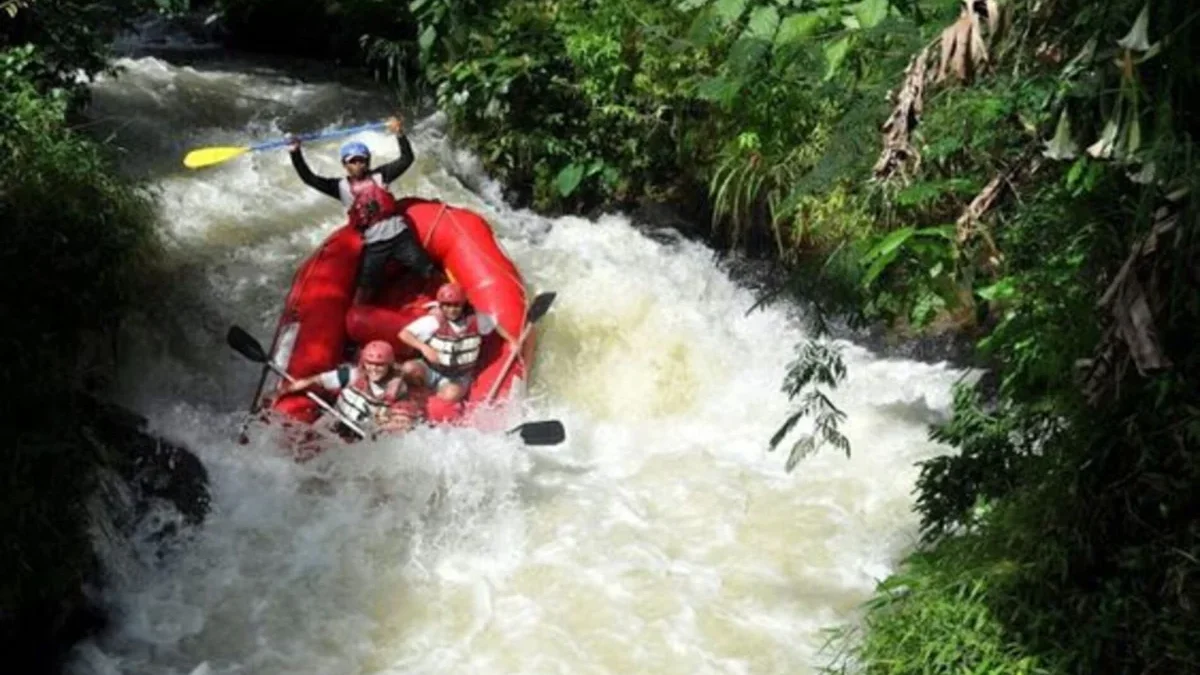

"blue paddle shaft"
[251, 121, 390, 151]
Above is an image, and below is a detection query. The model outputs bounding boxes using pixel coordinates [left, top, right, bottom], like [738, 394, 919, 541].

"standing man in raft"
[287, 115, 437, 305]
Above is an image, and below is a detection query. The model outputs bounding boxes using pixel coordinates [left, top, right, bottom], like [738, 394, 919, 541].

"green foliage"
[398, 0, 714, 211]
[683, 0, 914, 242]
[829, 0, 1200, 672]
[915, 386, 1059, 542]
[824, 535, 1056, 675]
[1, 48, 158, 368]
[770, 339, 850, 470]
[0, 43, 159, 657]
[0, 0, 156, 100]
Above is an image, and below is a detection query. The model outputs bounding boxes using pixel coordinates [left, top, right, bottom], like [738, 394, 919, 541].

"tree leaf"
[418, 25, 438, 53]
[715, 0, 748, 26]
[976, 277, 1016, 301]
[775, 12, 823, 46]
[864, 226, 916, 262]
[823, 35, 852, 80]
[555, 163, 586, 197]
[695, 75, 738, 105]
[896, 182, 943, 207]
[852, 0, 889, 31]
[861, 227, 915, 287]
[676, 0, 709, 11]
[726, 37, 770, 74]
[688, 11, 720, 45]
[862, 248, 901, 287]
[747, 5, 780, 41]
[914, 224, 955, 240]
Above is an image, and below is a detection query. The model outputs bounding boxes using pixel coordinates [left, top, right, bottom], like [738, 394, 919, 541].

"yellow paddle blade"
[183, 146, 251, 169]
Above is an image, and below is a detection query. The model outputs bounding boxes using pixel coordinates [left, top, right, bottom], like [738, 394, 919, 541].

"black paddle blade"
[526, 292, 556, 324]
[227, 325, 268, 363]
[508, 420, 565, 446]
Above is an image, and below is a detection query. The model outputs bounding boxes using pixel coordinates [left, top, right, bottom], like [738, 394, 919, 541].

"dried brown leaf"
[873, 48, 931, 182]
[967, 4, 989, 66]
[955, 157, 1042, 274]
[956, 174, 1006, 245]
[982, 0, 1001, 37]
[937, 15, 974, 82]
[1083, 207, 1179, 403]
[935, 0, 1004, 84]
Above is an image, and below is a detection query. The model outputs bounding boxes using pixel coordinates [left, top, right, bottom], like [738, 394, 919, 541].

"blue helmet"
[339, 141, 370, 163]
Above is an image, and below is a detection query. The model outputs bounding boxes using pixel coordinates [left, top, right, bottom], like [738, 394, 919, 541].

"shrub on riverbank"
[1, 29, 161, 668]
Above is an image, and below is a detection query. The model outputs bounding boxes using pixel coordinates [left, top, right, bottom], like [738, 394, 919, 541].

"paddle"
[484, 291, 557, 404]
[506, 420, 566, 446]
[184, 121, 388, 170]
[226, 326, 370, 439]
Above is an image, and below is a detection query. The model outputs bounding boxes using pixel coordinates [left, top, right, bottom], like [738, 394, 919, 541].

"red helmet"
[436, 282, 466, 305]
[359, 340, 395, 366]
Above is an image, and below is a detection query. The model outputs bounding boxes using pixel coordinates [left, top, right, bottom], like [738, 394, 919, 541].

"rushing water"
[66, 51, 970, 675]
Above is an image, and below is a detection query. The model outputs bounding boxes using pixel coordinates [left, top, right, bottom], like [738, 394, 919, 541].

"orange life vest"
[345, 177, 401, 231]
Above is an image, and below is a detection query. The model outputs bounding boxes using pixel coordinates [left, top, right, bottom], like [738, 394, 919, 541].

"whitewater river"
[66, 50, 968, 675]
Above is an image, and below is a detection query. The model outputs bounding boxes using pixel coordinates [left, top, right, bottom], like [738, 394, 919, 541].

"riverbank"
[0, 6, 220, 670]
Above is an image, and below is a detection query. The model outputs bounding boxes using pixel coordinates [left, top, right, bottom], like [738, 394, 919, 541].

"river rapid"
[66, 50, 969, 675]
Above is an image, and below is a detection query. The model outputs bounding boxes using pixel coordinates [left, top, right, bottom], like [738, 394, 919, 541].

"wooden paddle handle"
[267, 363, 370, 439]
[484, 323, 532, 404]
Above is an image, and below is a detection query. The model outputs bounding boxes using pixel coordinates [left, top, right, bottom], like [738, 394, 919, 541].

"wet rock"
[113, 12, 228, 58]
[2, 395, 212, 674]
[79, 395, 212, 530]
[629, 195, 707, 243]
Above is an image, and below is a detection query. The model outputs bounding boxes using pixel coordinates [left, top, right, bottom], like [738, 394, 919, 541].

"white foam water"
[67, 55, 965, 675]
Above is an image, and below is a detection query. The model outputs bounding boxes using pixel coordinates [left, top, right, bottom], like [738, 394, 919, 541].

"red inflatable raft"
[254, 197, 536, 432]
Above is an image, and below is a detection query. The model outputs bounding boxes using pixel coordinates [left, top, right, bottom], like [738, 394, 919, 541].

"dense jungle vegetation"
[4, 0, 1197, 672]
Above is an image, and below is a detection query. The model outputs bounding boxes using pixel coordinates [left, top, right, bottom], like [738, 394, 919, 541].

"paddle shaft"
[264, 362, 370, 439]
[184, 121, 392, 169]
[252, 121, 388, 151]
[484, 321, 534, 404]
[483, 293, 554, 404]
[239, 319, 287, 438]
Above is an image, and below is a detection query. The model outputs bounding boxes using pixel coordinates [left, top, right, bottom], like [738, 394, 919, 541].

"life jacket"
[333, 367, 408, 423]
[426, 310, 483, 377]
[343, 175, 401, 231]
